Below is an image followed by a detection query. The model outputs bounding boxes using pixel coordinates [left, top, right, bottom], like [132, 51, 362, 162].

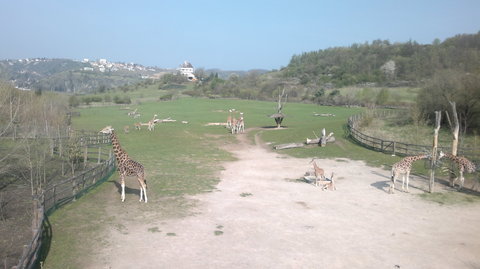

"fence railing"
[12, 136, 115, 269]
[347, 111, 480, 162]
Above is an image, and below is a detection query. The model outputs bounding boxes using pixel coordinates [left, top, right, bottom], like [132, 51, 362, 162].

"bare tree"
[269, 88, 288, 128]
[445, 100, 460, 155]
[429, 111, 441, 193]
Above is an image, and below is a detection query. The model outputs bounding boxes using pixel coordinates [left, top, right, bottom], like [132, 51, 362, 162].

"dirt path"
[90, 129, 480, 269]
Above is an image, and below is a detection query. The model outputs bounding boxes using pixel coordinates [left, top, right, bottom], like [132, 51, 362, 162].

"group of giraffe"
[123, 114, 160, 133]
[100, 107, 247, 203]
[309, 158, 336, 191]
[226, 109, 245, 134]
[389, 151, 476, 194]
[100, 106, 476, 203]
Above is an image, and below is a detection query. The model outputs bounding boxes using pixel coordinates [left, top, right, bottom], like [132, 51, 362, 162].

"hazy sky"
[1, 0, 479, 70]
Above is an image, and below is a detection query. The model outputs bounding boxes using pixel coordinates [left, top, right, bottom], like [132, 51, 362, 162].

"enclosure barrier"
[347, 111, 480, 162]
[12, 133, 115, 269]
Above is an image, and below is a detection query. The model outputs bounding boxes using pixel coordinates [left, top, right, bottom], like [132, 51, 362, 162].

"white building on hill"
[177, 61, 197, 81]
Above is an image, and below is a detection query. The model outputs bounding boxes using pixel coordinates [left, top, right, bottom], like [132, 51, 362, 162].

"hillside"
[280, 32, 480, 88]
[0, 58, 169, 93]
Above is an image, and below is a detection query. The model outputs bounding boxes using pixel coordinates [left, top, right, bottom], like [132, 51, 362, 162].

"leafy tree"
[68, 95, 80, 107]
[417, 70, 480, 133]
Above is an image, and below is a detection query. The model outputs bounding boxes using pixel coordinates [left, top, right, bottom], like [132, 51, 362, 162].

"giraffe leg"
[121, 175, 126, 202]
[458, 171, 464, 190]
[401, 174, 405, 191]
[405, 171, 410, 193]
[138, 178, 144, 202]
[137, 176, 148, 203]
[143, 184, 148, 203]
[389, 172, 396, 194]
[452, 176, 459, 188]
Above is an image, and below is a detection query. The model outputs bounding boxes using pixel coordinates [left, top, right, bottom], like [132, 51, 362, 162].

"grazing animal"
[443, 153, 476, 189]
[100, 126, 148, 202]
[134, 122, 141, 130]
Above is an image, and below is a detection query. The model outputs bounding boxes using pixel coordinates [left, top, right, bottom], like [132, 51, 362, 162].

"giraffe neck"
[410, 154, 428, 162]
[110, 131, 127, 161]
[444, 153, 458, 161]
[402, 154, 428, 167]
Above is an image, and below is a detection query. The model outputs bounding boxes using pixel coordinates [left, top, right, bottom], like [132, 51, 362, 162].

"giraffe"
[100, 126, 148, 202]
[236, 112, 245, 133]
[226, 109, 233, 129]
[127, 108, 138, 117]
[443, 153, 476, 189]
[230, 117, 238, 134]
[310, 158, 325, 187]
[144, 114, 159, 131]
[134, 122, 141, 130]
[389, 154, 430, 194]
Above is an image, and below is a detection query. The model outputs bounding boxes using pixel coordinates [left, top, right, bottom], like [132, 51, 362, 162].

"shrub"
[113, 95, 131, 104]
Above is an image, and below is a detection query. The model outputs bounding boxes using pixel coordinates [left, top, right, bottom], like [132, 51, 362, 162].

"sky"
[1, 0, 479, 71]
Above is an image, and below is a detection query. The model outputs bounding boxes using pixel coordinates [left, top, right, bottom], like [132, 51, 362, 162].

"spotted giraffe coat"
[110, 130, 145, 180]
[389, 154, 429, 193]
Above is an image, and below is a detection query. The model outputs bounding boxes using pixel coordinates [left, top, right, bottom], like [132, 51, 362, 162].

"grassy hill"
[0, 58, 166, 93]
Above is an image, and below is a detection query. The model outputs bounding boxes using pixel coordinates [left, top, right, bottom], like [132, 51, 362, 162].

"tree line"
[281, 32, 480, 87]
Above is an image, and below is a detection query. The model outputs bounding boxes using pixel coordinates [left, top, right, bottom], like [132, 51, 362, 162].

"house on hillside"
[177, 61, 197, 81]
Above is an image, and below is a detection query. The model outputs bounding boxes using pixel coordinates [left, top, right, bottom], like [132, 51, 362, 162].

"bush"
[113, 95, 131, 104]
[159, 93, 174, 101]
[183, 90, 202, 97]
[69, 95, 80, 108]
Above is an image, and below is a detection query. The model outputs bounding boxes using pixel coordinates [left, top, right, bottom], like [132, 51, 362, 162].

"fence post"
[392, 142, 396, 156]
[59, 138, 63, 158]
[50, 139, 54, 157]
[72, 177, 77, 201]
[97, 147, 101, 164]
[53, 185, 57, 209]
[83, 145, 88, 168]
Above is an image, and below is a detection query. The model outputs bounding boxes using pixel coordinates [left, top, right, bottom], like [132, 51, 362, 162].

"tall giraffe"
[443, 153, 476, 189]
[226, 109, 233, 129]
[148, 114, 159, 131]
[309, 158, 325, 187]
[389, 154, 430, 194]
[236, 112, 245, 133]
[100, 126, 148, 202]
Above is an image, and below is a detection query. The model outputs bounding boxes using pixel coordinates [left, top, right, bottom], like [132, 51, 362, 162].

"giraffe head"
[99, 126, 114, 134]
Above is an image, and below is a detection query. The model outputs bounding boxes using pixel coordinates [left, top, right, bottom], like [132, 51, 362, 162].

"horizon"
[1, 0, 479, 71]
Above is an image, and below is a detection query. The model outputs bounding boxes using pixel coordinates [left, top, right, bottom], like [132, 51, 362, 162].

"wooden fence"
[12, 135, 115, 269]
[347, 111, 480, 162]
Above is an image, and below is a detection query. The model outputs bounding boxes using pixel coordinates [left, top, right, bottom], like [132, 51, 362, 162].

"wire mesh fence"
[12, 135, 115, 269]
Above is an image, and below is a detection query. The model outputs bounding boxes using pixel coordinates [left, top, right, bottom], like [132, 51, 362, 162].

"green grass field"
[43, 96, 478, 268]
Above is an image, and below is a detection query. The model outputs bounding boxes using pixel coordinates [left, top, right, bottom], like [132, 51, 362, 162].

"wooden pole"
[83, 145, 88, 168]
[429, 111, 442, 193]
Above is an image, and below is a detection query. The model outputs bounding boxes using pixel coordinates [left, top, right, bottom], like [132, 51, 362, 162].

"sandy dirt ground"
[89, 129, 480, 269]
